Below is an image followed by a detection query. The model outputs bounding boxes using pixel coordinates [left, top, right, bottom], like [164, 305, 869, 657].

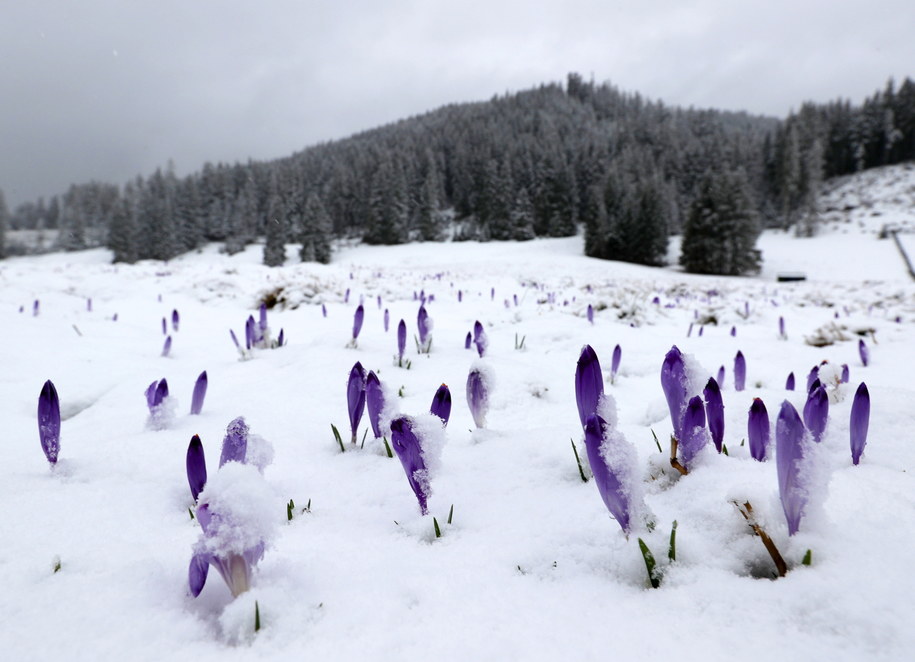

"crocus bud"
[417, 305, 431, 351]
[575, 345, 604, 430]
[465, 332, 472, 350]
[384, 308, 390, 332]
[219, 416, 249, 467]
[162, 317, 167, 335]
[803, 385, 828, 443]
[162, 335, 172, 357]
[473, 320, 487, 358]
[466, 367, 490, 429]
[717, 365, 725, 387]
[352, 304, 365, 341]
[748, 398, 770, 461]
[365, 371, 385, 439]
[806, 365, 819, 392]
[190, 371, 207, 415]
[583, 413, 632, 533]
[38, 380, 61, 464]
[245, 316, 255, 350]
[322, 303, 327, 318]
[458, 290, 463, 303]
[849, 382, 870, 465]
[734, 351, 746, 392]
[390, 416, 430, 514]
[778, 316, 785, 338]
[840, 364, 849, 383]
[679, 395, 708, 468]
[347, 362, 367, 444]
[730, 326, 736, 337]
[610, 344, 622, 384]
[786, 372, 796, 390]
[277, 328, 285, 347]
[344, 288, 350, 304]
[430, 384, 452, 426]
[776, 401, 808, 535]
[259, 303, 268, 332]
[187, 434, 207, 501]
[859, 339, 869, 367]
[377, 295, 382, 309]
[397, 320, 407, 362]
[703, 377, 724, 453]
[172, 309, 180, 332]
[587, 304, 594, 324]
[660, 346, 688, 441]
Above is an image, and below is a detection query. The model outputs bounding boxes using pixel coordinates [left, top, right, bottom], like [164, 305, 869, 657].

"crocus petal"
[162, 335, 172, 357]
[259, 303, 268, 332]
[219, 416, 249, 467]
[733, 351, 746, 392]
[365, 371, 385, 439]
[352, 304, 365, 340]
[858, 339, 869, 366]
[172, 309, 180, 332]
[575, 345, 604, 430]
[277, 328, 285, 347]
[397, 320, 407, 360]
[583, 414, 631, 533]
[430, 384, 452, 426]
[473, 320, 487, 358]
[841, 364, 849, 383]
[186, 434, 207, 501]
[850, 382, 870, 465]
[803, 385, 829, 443]
[153, 379, 169, 408]
[38, 380, 61, 464]
[678, 395, 708, 468]
[806, 365, 819, 392]
[717, 365, 725, 387]
[660, 346, 688, 441]
[610, 344, 622, 382]
[390, 416, 429, 515]
[347, 362, 367, 443]
[703, 377, 725, 453]
[466, 367, 489, 429]
[587, 304, 594, 324]
[145, 380, 158, 410]
[748, 398, 770, 461]
[776, 400, 808, 536]
[384, 308, 390, 332]
[464, 331, 472, 350]
[188, 553, 210, 597]
[785, 372, 796, 390]
[229, 329, 241, 351]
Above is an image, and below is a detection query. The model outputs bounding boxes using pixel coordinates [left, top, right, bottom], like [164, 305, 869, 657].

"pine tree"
[263, 174, 287, 267]
[107, 188, 138, 263]
[680, 169, 761, 276]
[300, 192, 332, 263]
[0, 188, 8, 259]
[508, 187, 536, 240]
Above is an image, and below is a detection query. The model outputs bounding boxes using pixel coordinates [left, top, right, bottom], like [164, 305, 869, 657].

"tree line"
[2, 74, 913, 275]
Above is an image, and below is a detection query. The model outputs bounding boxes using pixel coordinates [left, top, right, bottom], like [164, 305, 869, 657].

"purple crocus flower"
[344, 288, 350, 304]
[384, 308, 390, 332]
[786, 372, 796, 390]
[390, 416, 431, 514]
[841, 364, 849, 383]
[322, 303, 327, 318]
[660, 346, 688, 441]
[38, 380, 61, 465]
[587, 304, 594, 324]
[365, 370, 385, 439]
[513, 294, 518, 306]
[352, 304, 365, 342]
[576, 345, 604, 430]
[417, 305, 431, 352]
[189, 502, 266, 598]
[245, 316, 255, 350]
[687, 322, 693, 337]
[490, 287, 495, 300]
[458, 290, 463, 303]
[858, 339, 869, 367]
[748, 398, 770, 461]
[162, 317, 167, 335]
[377, 295, 382, 309]
[583, 414, 632, 533]
[730, 326, 736, 337]
[465, 331, 472, 350]
[190, 371, 207, 415]
[397, 319, 407, 364]
[172, 309, 180, 332]
[850, 382, 870, 465]
[610, 344, 622, 384]
[805, 365, 819, 392]
[146, 378, 169, 411]
[473, 320, 487, 358]
[678, 395, 708, 468]
[778, 316, 785, 339]
[430, 384, 452, 426]
[803, 384, 829, 443]
[776, 400, 808, 536]
[87, 298, 92, 312]
[277, 328, 285, 347]
[186, 434, 207, 501]
[219, 416, 249, 467]
[703, 377, 725, 453]
[347, 362, 367, 443]
[33, 299, 39, 316]
[162, 335, 172, 357]
[698, 326, 704, 337]
[733, 351, 746, 391]
[466, 367, 490, 429]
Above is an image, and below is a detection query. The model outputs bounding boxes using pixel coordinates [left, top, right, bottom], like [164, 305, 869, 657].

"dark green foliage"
[300, 192, 332, 263]
[680, 169, 762, 276]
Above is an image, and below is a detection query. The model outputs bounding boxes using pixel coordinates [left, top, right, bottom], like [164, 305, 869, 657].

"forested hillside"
[3, 74, 914, 274]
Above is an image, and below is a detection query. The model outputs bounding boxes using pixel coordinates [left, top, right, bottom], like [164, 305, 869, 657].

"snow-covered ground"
[2, 165, 915, 661]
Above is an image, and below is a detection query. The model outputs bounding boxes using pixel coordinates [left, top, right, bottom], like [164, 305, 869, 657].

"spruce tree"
[680, 169, 761, 276]
[0, 188, 8, 259]
[300, 192, 332, 264]
[262, 176, 287, 267]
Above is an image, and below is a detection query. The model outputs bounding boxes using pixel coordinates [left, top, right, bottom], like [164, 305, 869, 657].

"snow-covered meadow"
[3, 166, 915, 661]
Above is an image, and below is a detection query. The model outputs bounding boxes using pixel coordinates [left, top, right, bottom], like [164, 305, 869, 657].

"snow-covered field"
[2, 166, 915, 661]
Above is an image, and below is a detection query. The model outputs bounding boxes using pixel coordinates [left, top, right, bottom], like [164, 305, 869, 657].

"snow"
[2, 165, 915, 660]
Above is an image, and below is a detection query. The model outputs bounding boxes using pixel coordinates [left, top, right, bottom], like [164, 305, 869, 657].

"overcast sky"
[2, 0, 913, 207]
